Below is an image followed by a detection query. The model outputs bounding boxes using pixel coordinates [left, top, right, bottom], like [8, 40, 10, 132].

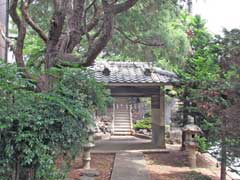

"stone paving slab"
[111, 152, 151, 180]
[93, 136, 168, 153]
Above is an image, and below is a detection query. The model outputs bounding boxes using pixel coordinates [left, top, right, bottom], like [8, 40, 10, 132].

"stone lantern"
[83, 123, 95, 169]
[80, 123, 99, 180]
[182, 116, 202, 168]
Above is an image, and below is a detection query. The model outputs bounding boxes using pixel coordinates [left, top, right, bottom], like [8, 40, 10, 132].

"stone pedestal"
[82, 124, 95, 170]
[78, 169, 100, 180]
[186, 142, 197, 168]
[83, 143, 94, 169]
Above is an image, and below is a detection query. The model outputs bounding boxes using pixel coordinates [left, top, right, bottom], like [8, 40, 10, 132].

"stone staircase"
[113, 108, 132, 135]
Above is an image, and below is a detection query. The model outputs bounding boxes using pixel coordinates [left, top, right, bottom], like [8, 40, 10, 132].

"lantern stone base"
[185, 142, 198, 168]
[82, 142, 95, 170]
[78, 169, 100, 180]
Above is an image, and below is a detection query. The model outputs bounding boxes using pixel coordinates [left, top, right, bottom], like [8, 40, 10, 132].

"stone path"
[110, 151, 151, 180]
[93, 136, 168, 153]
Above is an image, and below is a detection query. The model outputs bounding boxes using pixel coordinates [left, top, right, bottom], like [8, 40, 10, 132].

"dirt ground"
[144, 151, 221, 180]
[67, 153, 115, 180]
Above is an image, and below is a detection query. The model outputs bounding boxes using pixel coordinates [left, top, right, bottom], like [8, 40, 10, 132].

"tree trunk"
[181, 86, 189, 150]
[12, 156, 20, 180]
[220, 143, 227, 180]
[220, 118, 227, 180]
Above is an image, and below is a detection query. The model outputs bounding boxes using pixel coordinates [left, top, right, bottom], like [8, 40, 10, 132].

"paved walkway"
[111, 151, 151, 180]
[92, 135, 168, 153]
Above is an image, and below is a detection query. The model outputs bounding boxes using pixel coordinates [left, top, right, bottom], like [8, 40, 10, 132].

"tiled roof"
[90, 61, 178, 84]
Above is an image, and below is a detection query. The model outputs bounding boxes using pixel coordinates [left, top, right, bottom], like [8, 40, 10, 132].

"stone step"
[114, 126, 131, 129]
[115, 118, 130, 121]
[115, 113, 129, 115]
[114, 129, 132, 132]
[115, 116, 130, 118]
[115, 115, 130, 118]
[114, 125, 131, 127]
[115, 114, 130, 117]
[115, 120, 130, 122]
[114, 121, 130, 126]
[114, 123, 131, 126]
[116, 109, 129, 112]
[114, 121, 130, 123]
[114, 123, 131, 125]
[115, 116, 130, 119]
[113, 132, 132, 135]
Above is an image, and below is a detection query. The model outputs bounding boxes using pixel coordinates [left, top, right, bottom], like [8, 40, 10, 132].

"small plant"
[134, 117, 151, 131]
[195, 136, 209, 153]
[185, 171, 212, 180]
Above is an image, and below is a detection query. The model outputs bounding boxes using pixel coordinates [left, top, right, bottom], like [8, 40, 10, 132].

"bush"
[185, 171, 212, 180]
[0, 63, 110, 180]
[195, 136, 210, 153]
[134, 117, 152, 131]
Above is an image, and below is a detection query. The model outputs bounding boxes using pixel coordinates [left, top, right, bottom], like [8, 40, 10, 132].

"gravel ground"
[144, 151, 221, 180]
[92, 154, 115, 180]
[67, 153, 115, 180]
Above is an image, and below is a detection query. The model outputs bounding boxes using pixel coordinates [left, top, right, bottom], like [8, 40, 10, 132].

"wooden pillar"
[151, 89, 165, 148]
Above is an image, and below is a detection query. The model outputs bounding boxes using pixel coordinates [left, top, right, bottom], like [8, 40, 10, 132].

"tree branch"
[9, 0, 32, 79]
[65, 0, 85, 53]
[113, 0, 138, 14]
[83, 0, 97, 43]
[22, 1, 48, 43]
[115, 27, 164, 47]
[56, 53, 83, 67]
[83, 0, 114, 66]
[45, 0, 69, 69]
[0, 28, 15, 51]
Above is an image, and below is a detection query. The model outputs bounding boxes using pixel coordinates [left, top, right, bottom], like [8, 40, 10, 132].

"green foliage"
[104, 0, 190, 68]
[134, 117, 151, 131]
[0, 63, 110, 179]
[24, 34, 45, 76]
[195, 136, 209, 153]
[185, 171, 212, 180]
[173, 13, 240, 177]
[176, 14, 221, 82]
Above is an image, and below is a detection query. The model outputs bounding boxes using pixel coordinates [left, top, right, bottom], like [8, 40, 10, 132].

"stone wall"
[95, 107, 113, 133]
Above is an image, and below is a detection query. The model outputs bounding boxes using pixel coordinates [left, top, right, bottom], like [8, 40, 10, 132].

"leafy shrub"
[195, 136, 209, 153]
[0, 63, 110, 180]
[185, 171, 212, 180]
[134, 117, 152, 131]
